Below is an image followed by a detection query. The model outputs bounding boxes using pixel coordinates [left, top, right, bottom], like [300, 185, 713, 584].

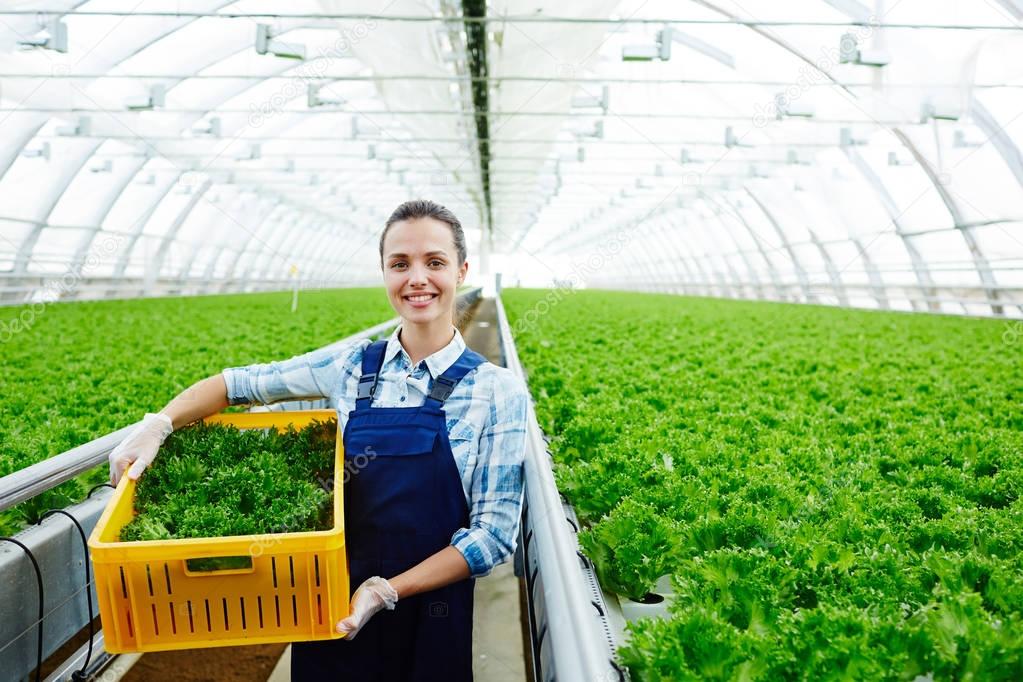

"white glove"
[336, 576, 399, 640]
[108, 413, 174, 485]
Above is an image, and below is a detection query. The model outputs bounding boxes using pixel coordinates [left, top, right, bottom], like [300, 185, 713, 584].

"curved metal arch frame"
[743, 188, 814, 302]
[68, 156, 153, 273]
[781, 186, 851, 307]
[12, 139, 104, 275]
[178, 187, 253, 279]
[842, 148, 938, 311]
[565, 0, 1018, 315]
[711, 194, 788, 300]
[697, 199, 765, 299]
[2, 4, 1021, 311]
[111, 170, 190, 279]
[3, 0, 238, 276]
[247, 213, 317, 283]
[640, 214, 694, 293]
[221, 201, 289, 286]
[650, 215, 699, 295]
[686, 212, 744, 298]
[971, 101, 1023, 188]
[147, 178, 214, 292]
[893, 128, 1002, 315]
[8, 12, 383, 292]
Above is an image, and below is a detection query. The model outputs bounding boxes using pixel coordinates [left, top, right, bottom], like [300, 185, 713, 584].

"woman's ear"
[457, 260, 468, 284]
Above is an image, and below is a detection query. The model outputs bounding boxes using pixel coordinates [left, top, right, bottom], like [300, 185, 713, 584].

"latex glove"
[336, 576, 399, 640]
[108, 413, 174, 485]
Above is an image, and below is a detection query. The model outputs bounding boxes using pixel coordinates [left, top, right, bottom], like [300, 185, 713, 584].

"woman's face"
[381, 217, 467, 327]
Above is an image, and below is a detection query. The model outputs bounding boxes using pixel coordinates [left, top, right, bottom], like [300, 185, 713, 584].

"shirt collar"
[383, 325, 466, 378]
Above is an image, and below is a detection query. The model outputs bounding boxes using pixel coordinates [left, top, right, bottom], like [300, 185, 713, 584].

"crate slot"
[204, 599, 212, 632]
[240, 596, 247, 630]
[222, 598, 229, 630]
[151, 604, 159, 636]
[289, 556, 295, 588]
[119, 566, 128, 599]
[164, 563, 172, 594]
[126, 609, 134, 638]
[314, 555, 320, 587]
[317, 593, 323, 625]
[187, 600, 195, 633]
[292, 594, 298, 626]
[146, 564, 154, 596]
[169, 602, 177, 634]
[275, 595, 281, 627]
[271, 557, 278, 588]
[257, 596, 264, 629]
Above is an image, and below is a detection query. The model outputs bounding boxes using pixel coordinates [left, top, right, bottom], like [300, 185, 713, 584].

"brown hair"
[380, 199, 468, 265]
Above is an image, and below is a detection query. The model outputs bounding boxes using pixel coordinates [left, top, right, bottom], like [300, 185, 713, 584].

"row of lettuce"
[503, 289, 1022, 681]
[0, 288, 393, 534]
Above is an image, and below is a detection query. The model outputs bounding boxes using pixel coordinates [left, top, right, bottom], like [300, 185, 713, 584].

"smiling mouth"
[404, 293, 439, 302]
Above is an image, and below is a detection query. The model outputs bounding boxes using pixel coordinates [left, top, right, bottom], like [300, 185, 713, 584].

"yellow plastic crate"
[88, 410, 349, 652]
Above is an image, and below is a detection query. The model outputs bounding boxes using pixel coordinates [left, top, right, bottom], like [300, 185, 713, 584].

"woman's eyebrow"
[386, 250, 449, 259]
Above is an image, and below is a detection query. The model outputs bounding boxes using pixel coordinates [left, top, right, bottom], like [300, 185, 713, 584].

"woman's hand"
[336, 576, 399, 640]
[108, 374, 230, 485]
[108, 413, 174, 485]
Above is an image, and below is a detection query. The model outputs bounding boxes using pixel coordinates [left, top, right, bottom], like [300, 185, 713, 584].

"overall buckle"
[429, 377, 456, 401]
[357, 373, 377, 400]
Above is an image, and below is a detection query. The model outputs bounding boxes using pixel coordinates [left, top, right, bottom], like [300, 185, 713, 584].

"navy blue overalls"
[292, 339, 487, 681]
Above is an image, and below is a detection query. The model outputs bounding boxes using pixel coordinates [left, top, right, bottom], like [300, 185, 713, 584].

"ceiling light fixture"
[255, 24, 306, 60]
[17, 17, 67, 53]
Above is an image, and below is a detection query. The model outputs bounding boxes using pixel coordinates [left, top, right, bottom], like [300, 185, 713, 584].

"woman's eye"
[429, 260, 444, 267]
[391, 262, 407, 269]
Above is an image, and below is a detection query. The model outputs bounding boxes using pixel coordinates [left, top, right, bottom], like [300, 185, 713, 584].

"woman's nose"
[408, 262, 429, 284]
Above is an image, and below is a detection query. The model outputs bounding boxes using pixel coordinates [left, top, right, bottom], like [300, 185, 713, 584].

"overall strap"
[426, 348, 487, 406]
[356, 340, 388, 409]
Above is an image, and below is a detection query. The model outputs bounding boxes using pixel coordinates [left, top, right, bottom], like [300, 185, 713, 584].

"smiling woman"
[106, 198, 529, 682]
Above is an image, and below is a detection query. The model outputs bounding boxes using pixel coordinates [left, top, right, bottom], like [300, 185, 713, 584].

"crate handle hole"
[183, 556, 255, 575]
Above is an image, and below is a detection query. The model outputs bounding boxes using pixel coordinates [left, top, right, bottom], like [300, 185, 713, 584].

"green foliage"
[0, 288, 391, 535]
[504, 288, 1023, 680]
[120, 419, 336, 542]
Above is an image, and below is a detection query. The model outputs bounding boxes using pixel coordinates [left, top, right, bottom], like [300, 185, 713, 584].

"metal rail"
[495, 294, 623, 682]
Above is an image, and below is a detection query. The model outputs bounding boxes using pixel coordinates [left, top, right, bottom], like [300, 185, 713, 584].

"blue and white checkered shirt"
[221, 326, 528, 578]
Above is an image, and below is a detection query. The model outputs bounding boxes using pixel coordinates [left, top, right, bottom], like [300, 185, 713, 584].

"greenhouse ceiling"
[0, 0, 1021, 316]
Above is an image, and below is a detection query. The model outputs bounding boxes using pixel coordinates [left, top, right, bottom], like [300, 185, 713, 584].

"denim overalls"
[292, 339, 486, 681]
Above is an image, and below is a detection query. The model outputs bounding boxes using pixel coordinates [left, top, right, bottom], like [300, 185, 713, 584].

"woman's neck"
[399, 320, 456, 366]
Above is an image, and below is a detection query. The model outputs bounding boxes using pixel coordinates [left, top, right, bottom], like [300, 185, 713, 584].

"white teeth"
[406, 294, 436, 302]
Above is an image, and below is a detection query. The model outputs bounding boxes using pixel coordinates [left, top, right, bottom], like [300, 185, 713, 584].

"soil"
[122, 643, 288, 681]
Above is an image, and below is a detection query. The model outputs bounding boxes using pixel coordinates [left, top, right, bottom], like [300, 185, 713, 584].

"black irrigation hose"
[87, 483, 115, 498]
[0, 537, 44, 682]
[39, 509, 95, 680]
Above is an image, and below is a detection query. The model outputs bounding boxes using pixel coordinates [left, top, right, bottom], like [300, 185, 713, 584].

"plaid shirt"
[221, 326, 528, 578]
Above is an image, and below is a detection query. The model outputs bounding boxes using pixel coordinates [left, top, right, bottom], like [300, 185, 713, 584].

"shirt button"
[400, 396, 406, 402]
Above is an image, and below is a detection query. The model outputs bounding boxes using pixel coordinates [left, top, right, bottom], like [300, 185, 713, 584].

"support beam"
[701, 202, 764, 299]
[147, 179, 213, 294]
[13, 141, 103, 275]
[744, 189, 814, 302]
[894, 129, 1003, 315]
[713, 195, 787, 300]
[971, 101, 1023, 189]
[843, 148, 939, 311]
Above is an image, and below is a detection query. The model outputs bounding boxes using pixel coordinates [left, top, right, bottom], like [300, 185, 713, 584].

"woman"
[108, 199, 529, 681]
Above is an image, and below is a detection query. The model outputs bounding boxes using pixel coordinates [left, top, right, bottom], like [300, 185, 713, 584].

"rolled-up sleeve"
[451, 371, 529, 577]
[222, 342, 364, 406]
